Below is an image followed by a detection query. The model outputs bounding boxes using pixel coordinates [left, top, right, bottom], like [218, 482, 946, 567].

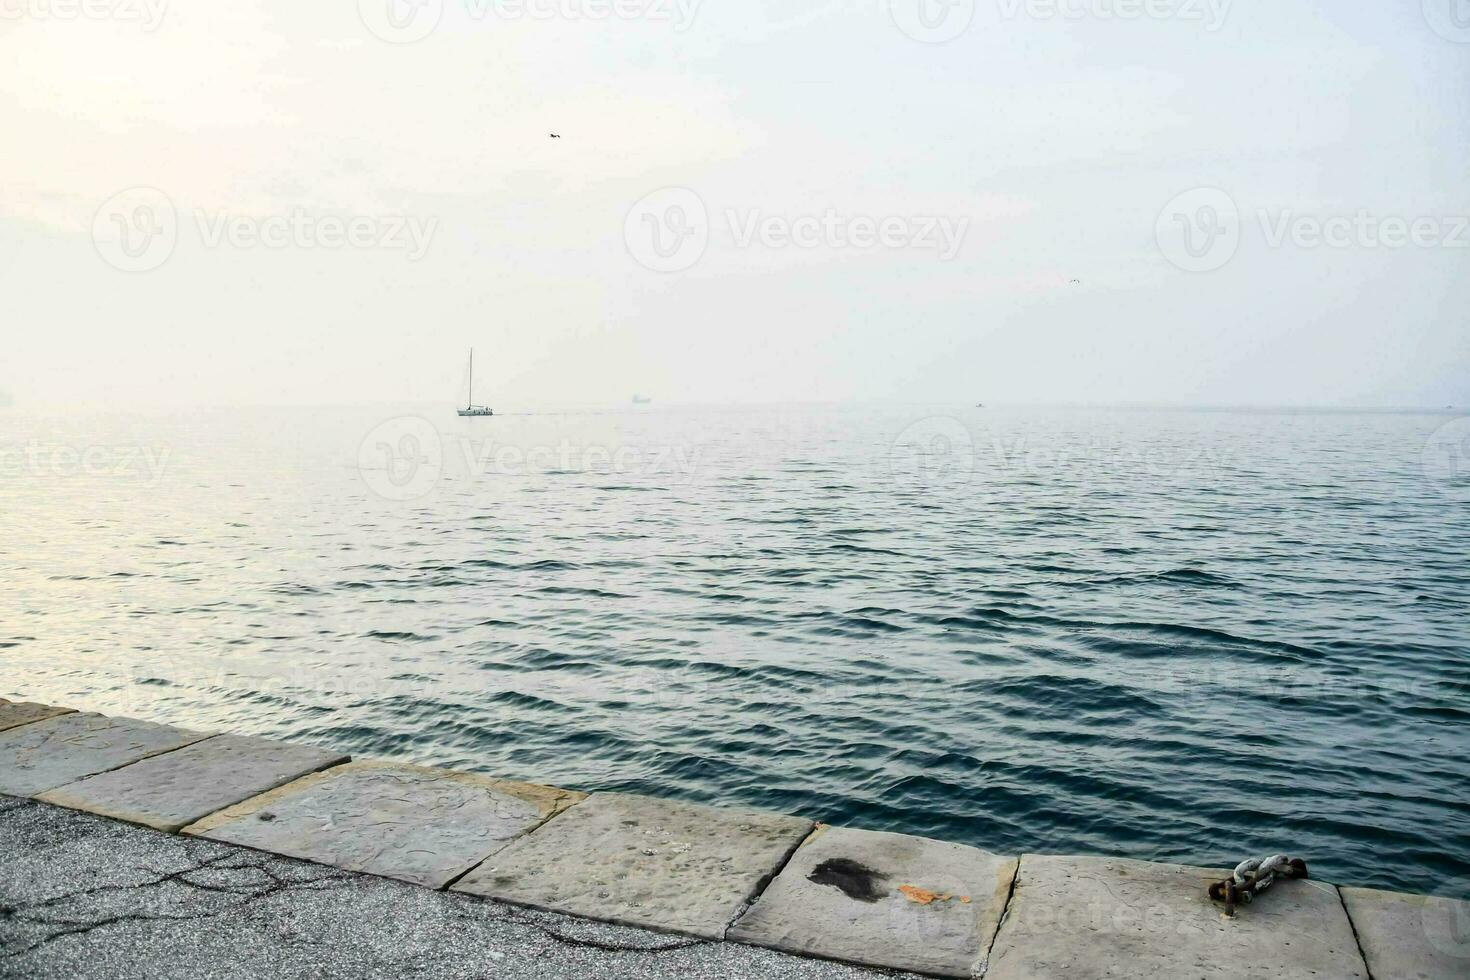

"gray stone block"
[0, 712, 210, 797]
[1341, 885, 1470, 980]
[728, 824, 1017, 977]
[185, 761, 584, 889]
[452, 791, 814, 940]
[0, 699, 75, 734]
[37, 733, 349, 832]
[985, 854, 1368, 980]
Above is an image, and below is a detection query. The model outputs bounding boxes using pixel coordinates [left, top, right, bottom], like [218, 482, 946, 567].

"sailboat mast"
[468, 348, 474, 408]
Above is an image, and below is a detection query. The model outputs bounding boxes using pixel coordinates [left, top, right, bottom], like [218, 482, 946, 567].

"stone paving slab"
[4, 797, 913, 980]
[1340, 885, 1470, 979]
[36, 733, 350, 832]
[184, 761, 585, 889]
[985, 854, 1367, 980]
[453, 791, 814, 940]
[0, 712, 211, 797]
[0, 699, 75, 733]
[728, 824, 1017, 977]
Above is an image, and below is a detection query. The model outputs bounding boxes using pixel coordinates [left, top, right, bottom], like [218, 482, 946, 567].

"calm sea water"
[3, 404, 1467, 896]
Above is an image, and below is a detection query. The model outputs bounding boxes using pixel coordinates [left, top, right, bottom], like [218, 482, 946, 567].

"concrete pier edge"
[2, 697, 1465, 979]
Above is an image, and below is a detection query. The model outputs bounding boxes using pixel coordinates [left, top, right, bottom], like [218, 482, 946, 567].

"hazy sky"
[3, 2, 1467, 408]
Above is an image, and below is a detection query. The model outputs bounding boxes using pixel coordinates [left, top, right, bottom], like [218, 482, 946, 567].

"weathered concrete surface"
[985, 854, 1367, 980]
[0, 712, 210, 798]
[0, 797, 916, 980]
[728, 824, 1017, 977]
[183, 761, 583, 889]
[453, 791, 814, 940]
[36, 734, 349, 833]
[0, 698, 74, 733]
[1340, 885, 1470, 980]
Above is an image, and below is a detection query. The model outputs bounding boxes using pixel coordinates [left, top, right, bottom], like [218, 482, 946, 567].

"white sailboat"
[457, 348, 494, 417]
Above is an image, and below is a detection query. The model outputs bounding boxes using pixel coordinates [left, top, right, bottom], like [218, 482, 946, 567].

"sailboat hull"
[457, 408, 494, 417]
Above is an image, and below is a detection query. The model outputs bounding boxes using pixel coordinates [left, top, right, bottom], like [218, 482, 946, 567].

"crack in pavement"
[2, 849, 355, 958]
[497, 906, 710, 955]
[1, 831, 699, 962]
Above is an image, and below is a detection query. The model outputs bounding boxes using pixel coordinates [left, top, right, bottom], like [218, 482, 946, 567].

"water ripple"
[3, 404, 1467, 896]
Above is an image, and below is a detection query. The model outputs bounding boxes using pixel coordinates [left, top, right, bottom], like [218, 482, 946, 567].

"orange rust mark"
[898, 885, 974, 906]
[899, 886, 958, 904]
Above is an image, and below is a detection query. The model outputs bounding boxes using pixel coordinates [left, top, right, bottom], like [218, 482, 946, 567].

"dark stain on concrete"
[807, 858, 889, 903]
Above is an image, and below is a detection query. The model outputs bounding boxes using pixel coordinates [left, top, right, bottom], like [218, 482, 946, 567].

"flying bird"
[549, 133, 561, 138]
